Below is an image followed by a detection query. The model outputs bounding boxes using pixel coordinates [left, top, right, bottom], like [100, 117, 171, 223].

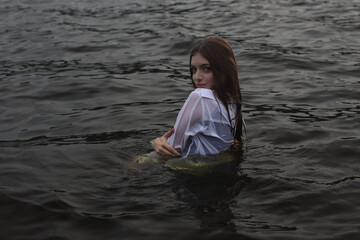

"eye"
[203, 66, 211, 72]
[190, 66, 197, 74]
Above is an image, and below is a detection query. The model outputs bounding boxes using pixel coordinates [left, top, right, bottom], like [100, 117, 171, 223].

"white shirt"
[167, 88, 236, 157]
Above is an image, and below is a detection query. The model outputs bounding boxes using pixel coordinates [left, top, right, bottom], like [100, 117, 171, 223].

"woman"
[153, 36, 244, 158]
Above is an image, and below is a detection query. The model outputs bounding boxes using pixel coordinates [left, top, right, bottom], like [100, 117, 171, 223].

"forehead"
[191, 53, 210, 66]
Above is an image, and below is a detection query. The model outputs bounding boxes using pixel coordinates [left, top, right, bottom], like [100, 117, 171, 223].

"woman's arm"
[152, 129, 180, 158]
[153, 89, 209, 158]
[168, 90, 203, 149]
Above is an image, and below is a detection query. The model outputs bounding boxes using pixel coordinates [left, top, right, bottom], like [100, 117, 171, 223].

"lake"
[0, 0, 359, 239]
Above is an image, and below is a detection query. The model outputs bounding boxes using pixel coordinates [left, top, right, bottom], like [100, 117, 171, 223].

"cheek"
[191, 76, 196, 87]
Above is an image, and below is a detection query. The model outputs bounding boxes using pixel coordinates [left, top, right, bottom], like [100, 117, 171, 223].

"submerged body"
[168, 88, 236, 157]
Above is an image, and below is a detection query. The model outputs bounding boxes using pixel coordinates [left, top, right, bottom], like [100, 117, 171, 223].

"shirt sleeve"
[167, 90, 204, 151]
[167, 89, 235, 157]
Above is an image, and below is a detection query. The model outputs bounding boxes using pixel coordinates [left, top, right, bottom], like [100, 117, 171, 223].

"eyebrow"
[191, 63, 211, 67]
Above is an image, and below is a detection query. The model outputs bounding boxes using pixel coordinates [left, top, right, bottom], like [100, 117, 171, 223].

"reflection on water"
[1, 0, 359, 239]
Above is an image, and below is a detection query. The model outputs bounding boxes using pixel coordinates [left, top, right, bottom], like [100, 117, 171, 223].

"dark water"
[1, 0, 359, 239]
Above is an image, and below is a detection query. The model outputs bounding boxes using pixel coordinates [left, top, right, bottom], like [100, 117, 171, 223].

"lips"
[196, 84, 206, 88]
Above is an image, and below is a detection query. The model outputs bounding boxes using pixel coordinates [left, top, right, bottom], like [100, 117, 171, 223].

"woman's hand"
[152, 129, 180, 158]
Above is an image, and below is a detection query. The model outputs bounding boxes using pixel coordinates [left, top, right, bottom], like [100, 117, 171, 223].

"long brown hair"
[190, 36, 243, 141]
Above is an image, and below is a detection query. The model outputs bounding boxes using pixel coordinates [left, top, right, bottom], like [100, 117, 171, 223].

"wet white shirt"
[167, 88, 236, 157]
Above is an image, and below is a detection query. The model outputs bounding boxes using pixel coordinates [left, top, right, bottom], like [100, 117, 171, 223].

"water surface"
[0, 0, 359, 239]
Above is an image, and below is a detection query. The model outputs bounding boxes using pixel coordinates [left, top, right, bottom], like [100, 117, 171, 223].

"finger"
[163, 128, 175, 138]
[163, 144, 180, 157]
[160, 149, 175, 157]
[157, 144, 177, 157]
[157, 146, 172, 156]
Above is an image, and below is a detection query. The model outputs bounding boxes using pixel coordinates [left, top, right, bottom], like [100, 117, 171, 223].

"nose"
[193, 70, 203, 81]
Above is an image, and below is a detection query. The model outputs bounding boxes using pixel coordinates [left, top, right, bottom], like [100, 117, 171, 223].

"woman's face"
[190, 53, 215, 89]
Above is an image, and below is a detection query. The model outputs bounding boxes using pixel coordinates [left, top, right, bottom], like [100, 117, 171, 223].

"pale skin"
[152, 128, 180, 157]
[152, 53, 215, 157]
